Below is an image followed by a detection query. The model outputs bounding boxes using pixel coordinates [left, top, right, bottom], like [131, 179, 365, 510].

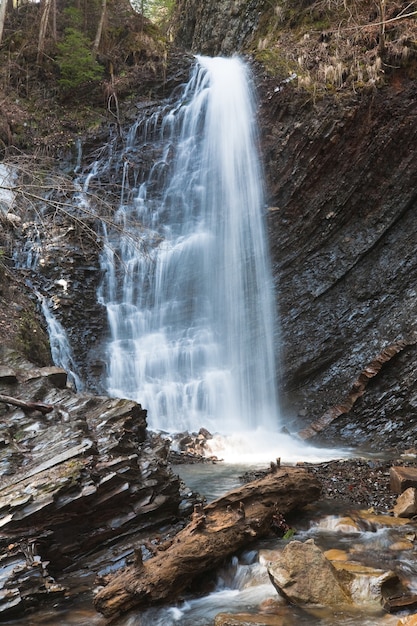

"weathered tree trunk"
[0, 0, 8, 47]
[377, 0, 386, 54]
[93, 0, 106, 53]
[94, 467, 321, 621]
[37, 0, 53, 64]
[0, 393, 53, 414]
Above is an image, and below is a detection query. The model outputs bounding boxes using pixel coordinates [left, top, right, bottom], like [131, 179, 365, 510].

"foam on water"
[204, 429, 350, 464]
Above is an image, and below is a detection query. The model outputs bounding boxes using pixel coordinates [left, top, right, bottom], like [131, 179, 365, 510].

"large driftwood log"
[94, 467, 321, 621]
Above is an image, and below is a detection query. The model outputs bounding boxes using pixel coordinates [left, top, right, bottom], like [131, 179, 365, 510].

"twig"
[0, 393, 53, 415]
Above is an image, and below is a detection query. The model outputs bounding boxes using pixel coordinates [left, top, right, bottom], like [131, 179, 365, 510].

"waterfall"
[39, 295, 83, 391]
[99, 56, 280, 434]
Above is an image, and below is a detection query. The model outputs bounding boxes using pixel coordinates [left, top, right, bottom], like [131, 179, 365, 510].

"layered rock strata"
[0, 348, 184, 618]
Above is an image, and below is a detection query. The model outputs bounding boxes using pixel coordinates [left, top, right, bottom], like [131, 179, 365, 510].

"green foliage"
[130, 0, 175, 24]
[56, 9, 103, 89]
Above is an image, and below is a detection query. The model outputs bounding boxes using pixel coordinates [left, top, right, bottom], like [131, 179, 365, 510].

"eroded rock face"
[172, 0, 264, 55]
[0, 349, 184, 618]
[260, 77, 417, 449]
[13, 215, 108, 394]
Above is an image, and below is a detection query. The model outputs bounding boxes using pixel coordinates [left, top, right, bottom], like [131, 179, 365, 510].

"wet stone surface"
[0, 349, 189, 620]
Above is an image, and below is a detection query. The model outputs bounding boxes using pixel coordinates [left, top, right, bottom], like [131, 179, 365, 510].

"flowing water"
[6, 57, 404, 626]
[38, 293, 83, 391]
[98, 55, 279, 436]
[9, 505, 413, 626]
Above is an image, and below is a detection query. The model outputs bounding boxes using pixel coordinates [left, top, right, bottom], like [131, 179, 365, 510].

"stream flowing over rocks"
[1, 0, 417, 623]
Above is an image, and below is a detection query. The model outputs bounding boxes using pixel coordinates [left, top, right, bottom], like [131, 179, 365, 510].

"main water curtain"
[98, 55, 280, 433]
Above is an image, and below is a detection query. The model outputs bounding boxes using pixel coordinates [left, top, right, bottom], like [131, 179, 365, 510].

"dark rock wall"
[260, 77, 417, 447]
[0, 351, 187, 617]
[172, 0, 267, 55]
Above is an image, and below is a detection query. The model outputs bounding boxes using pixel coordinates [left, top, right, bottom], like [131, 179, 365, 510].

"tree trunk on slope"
[0, 0, 8, 47]
[37, 0, 53, 64]
[93, 0, 106, 53]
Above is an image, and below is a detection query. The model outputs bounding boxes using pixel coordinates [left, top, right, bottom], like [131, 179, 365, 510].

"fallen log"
[94, 466, 321, 622]
[0, 393, 53, 415]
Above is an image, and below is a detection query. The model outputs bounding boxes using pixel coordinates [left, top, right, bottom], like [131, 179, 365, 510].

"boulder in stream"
[267, 538, 399, 611]
[394, 487, 417, 518]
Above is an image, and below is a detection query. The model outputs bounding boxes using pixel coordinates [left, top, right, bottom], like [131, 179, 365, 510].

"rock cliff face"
[261, 76, 417, 449]
[172, 0, 266, 56]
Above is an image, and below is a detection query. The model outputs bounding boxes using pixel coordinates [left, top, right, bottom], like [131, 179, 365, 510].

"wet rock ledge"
[0, 347, 188, 619]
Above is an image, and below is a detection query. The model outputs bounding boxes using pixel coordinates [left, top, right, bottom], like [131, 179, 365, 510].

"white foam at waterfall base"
[203, 429, 350, 464]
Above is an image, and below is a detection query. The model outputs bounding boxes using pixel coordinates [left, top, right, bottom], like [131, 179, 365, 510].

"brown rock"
[394, 488, 417, 518]
[333, 560, 398, 606]
[384, 594, 417, 613]
[389, 540, 414, 551]
[268, 539, 398, 610]
[324, 548, 349, 562]
[390, 467, 417, 494]
[214, 613, 290, 626]
[268, 539, 351, 607]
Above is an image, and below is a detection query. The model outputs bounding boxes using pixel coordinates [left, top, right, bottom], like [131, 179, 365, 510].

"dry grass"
[254, 0, 417, 93]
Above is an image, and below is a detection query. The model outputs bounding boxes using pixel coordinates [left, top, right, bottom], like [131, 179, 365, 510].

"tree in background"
[130, 0, 174, 31]
[0, 0, 12, 46]
[55, 7, 103, 88]
[93, 0, 107, 53]
[37, 0, 54, 63]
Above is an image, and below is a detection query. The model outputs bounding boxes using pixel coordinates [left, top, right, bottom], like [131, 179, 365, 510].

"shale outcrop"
[262, 76, 417, 450]
[0, 348, 187, 619]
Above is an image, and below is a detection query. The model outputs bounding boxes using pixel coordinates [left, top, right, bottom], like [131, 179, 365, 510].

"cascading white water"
[38, 295, 83, 391]
[99, 55, 280, 434]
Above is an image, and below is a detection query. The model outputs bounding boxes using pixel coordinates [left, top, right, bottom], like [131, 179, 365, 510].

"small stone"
[389, 540, 414, 551]
[394, 487, 417, 518]
[384, 594, 417, 613]
[6, 212, 22, 227]
[390, 467, 417, 494]
[0, 366, 17, 384]
[324, 548, 349, 561]
[214, 612, 290, 625]
[357, 511, 411, 527]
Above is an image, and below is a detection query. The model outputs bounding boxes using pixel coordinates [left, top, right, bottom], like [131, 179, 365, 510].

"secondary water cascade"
[98, 55, 280, 436]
